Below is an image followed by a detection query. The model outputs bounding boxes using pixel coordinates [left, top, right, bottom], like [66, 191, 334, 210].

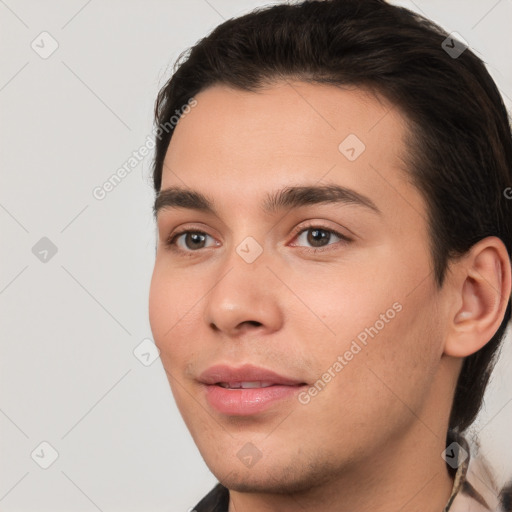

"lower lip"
[204, 384, 305, 415]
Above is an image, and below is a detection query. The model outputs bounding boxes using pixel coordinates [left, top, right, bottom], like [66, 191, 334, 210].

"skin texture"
[148, 81, 511, 512]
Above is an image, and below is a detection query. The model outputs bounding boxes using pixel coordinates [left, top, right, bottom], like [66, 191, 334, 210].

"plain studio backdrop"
[1, 0, 511, 510]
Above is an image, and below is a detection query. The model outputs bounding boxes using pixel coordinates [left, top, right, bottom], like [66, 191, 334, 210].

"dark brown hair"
[151, 0, 512, 433]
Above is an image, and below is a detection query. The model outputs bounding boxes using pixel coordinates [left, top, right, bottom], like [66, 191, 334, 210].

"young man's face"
[149, 82, 455, 493]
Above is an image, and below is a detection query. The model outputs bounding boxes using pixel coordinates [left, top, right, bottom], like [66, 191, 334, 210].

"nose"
[203, 249, 284, 338]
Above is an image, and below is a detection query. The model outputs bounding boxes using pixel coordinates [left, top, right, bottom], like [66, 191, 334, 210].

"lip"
[199, 364, 307, 416]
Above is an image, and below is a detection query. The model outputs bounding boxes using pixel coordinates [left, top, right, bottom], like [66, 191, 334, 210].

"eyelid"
[166, 227, 219, 249]
[163, 221, 353, 255]
[288, 221, 353, 246]
[291, 221, 350, 237]
[163, 221, 219, 241]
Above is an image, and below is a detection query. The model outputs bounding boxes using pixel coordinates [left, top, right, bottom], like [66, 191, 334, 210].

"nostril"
[244, 320, 263, 327]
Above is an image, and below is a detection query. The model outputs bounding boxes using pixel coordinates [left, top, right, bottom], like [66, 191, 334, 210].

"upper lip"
[198, 364, 306, 386]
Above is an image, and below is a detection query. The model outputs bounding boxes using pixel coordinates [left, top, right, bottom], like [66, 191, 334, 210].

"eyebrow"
[153, 184, 381, 218]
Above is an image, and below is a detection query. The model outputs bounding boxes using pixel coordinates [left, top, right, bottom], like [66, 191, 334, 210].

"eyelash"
[165, 223, 352, 256]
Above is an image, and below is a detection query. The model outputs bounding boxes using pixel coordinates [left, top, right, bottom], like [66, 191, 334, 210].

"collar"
[443, 430, 471, 511]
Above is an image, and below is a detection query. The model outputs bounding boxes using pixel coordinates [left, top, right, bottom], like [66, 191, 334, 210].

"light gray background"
[1, 1, 511, 510]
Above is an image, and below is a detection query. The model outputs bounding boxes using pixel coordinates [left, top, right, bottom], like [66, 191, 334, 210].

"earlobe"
[444, 237, 511, 358]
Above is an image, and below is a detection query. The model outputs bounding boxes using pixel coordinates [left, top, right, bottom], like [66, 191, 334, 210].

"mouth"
[199, 364, 308, 415]
[216, 381, 284, 389]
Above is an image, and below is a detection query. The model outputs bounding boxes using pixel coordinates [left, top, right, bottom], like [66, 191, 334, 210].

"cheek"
[148, 262, 202, 360]
[342, 283, 442, 417]
[286, 260, 402, 352]
[148, 264, 171, 343]
[290, 254, 441, 404]
[293, 297, 442, 455]
[148, 266, 203, 413]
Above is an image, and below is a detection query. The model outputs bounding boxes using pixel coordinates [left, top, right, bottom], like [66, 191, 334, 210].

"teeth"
[218, 381, 275, 389]
[242, 381, 274, 388]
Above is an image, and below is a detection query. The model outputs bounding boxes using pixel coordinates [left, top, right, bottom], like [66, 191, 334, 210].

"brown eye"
[306, 228, 332, 247]
[183, 232, 207, 249]
[168, 231, 216, 251]
[294, 227, 343, 248]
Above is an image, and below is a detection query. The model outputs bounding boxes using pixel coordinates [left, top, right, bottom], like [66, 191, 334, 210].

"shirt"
[192, 432, 511, 512]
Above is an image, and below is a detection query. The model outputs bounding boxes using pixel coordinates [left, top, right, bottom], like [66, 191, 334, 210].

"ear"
[444, 236, 511, 358]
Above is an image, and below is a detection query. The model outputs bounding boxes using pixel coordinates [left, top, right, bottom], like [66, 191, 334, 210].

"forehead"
[161, 80, 423, 221]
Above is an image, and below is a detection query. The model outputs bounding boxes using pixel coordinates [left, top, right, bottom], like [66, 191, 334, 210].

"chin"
[209, 453, 343, 496]
[219, 471, 316, 495]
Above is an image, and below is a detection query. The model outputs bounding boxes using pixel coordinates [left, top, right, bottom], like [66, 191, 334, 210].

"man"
[148, 0, 512, 510]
